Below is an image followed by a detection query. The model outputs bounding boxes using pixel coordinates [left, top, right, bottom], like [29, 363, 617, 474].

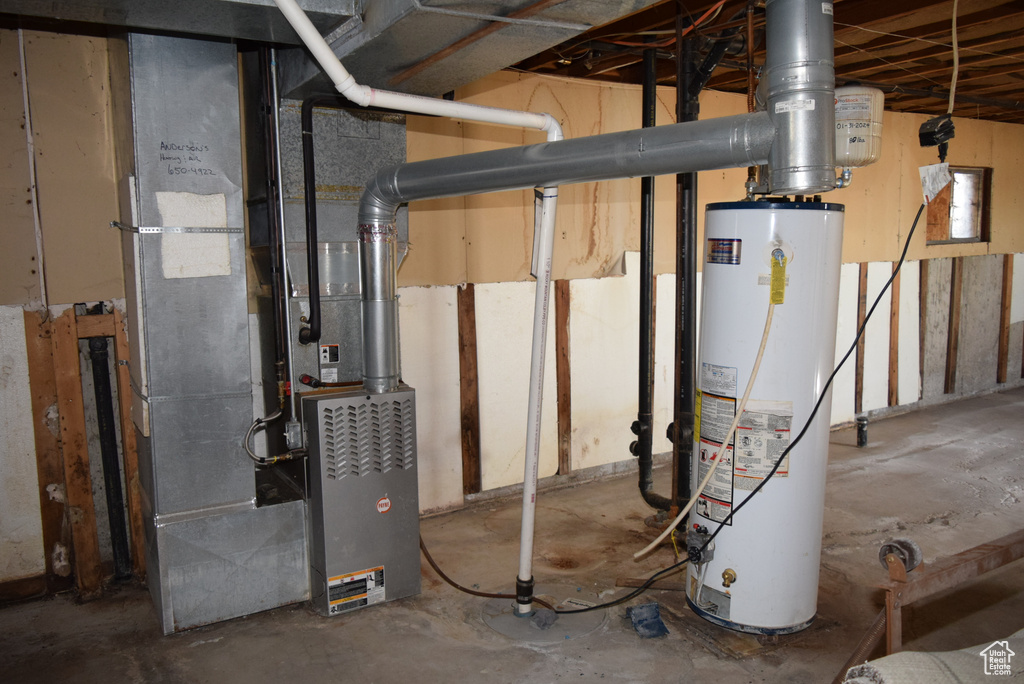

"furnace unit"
[303, 386, 421, 616]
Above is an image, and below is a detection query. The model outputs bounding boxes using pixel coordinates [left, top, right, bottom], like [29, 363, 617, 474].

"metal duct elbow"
[359, 167, 405, 226]
[763, 0, 837, 195]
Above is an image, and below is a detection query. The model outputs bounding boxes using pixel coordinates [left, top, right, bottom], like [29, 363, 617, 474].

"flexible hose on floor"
[419, 536, 555, 611]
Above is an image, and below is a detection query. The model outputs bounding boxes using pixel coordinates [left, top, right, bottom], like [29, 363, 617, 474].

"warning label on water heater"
[734, 400, 793, 491]
[696, 363, 739, 525]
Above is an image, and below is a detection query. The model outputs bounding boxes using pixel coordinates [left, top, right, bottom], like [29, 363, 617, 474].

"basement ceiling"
[513, 0, 1024, 124]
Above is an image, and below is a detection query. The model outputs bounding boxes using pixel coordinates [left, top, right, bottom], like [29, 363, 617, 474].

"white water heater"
[688, 201, 844, 634]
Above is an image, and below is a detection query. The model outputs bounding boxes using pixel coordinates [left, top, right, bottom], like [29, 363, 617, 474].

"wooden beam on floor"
[855, 263, 868, 415]
[457, 283, 482, 496]
[888, 264, 901, 407]
[555, 279, 572, 476]
[51, 308, 103, 598]
[22, 310, 73, 594]
[997, 254, 1013, 384]
[945, 256, 964, 394]
[0, 575, 48, 604]
[113, 308, 146, 579]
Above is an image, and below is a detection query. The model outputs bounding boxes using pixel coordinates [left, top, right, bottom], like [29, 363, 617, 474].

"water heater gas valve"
[686, 525, 714, 564]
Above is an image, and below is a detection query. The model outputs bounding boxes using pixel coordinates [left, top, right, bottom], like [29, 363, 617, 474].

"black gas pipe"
[88, 332, 132, 581]
[631, 44, 672, 512]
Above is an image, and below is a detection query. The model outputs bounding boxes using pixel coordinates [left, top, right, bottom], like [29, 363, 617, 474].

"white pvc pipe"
[515, 186, 558, 614]
[274, 0, 563, 613]
[272, 0, 562, 141]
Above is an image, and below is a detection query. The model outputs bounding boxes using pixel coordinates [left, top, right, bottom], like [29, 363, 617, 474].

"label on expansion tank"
[328, 566, 385, 614]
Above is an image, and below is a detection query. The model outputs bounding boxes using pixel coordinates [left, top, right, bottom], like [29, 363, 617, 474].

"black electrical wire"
[419, 536, 555, 611]
[554, 202, 927, 615]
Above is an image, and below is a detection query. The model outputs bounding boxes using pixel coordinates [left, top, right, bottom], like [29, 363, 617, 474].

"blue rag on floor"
[627, 602, 670, 638]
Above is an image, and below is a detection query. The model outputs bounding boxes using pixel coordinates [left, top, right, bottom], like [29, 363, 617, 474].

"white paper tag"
[775, 99, 816, 114]
[822, 3, 833, 15]
[919, 163, 952, 204]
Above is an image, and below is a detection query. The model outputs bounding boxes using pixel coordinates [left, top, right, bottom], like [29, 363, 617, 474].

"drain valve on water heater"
[722, 568, 737, 588]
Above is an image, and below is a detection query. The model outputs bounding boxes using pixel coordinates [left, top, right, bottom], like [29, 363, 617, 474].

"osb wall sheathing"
[0, 31, 40, 306]
[403, 70, 1023, 288]
[402, 71, 753, 287]
[0, 29, 123, 307]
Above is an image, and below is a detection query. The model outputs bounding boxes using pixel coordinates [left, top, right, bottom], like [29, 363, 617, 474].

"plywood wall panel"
[922, 258, 952, 400]
[897, 262, 921, 405]
[862, 262, 892, 412]
[397, 285, 464, 512]
[0, 30, 41, 307]
[474, 280, 558, 491]
[23, 32, 122, 305]
[569, 255, 639, 472]
[956, 254, 1003, 395]
[401, 73, 756, 286]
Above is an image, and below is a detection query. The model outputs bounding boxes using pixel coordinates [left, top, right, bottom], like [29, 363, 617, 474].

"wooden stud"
[22, 310, 74, 594]
[0, 575, 49, 604]
[555, 280, 572, 476]
[74, 313, 115, 340]
[51, 308, 103, 597]
[997, 254, 1013, 384]
[919, 260, 929, 400]
[945, 257, 964, 394]
[113, 308, 146, 578]
[855, 263, 868, 415]
[457, 284, 482, 496]
[888, 265, 901, 407]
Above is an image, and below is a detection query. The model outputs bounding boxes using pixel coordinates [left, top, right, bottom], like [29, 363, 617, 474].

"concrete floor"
[3, 388, 1023, 683]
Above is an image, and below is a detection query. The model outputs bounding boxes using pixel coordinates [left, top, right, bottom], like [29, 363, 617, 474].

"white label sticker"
[822, 2, 833, 15]
[321, 367, 338, 383]
[701, 363, 738, 398]
[734, 400, 793, 491]
[835, 95, 873, 119]
[775, 99, 816, 114]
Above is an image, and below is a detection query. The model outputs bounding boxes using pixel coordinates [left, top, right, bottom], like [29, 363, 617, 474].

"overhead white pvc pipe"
[274, 0, 562, 614]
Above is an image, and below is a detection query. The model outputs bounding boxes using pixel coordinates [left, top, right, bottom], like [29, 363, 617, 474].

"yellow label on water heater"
[770, 255, 787, 304]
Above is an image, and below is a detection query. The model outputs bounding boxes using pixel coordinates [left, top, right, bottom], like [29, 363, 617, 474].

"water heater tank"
[835, 86, 884, 168]
[688, 201, 844, 634]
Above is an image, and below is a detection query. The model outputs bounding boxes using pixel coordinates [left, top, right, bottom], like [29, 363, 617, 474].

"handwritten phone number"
[167, 165, 217, 176]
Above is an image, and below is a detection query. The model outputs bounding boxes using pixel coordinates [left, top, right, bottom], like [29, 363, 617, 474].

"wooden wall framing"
[13, 306, 145, 601]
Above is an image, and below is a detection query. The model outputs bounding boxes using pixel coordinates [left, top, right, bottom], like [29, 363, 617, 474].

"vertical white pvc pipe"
[515, 187, 558, 614]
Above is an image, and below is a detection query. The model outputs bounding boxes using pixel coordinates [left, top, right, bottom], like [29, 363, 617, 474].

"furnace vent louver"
[321, 397, 415, 480]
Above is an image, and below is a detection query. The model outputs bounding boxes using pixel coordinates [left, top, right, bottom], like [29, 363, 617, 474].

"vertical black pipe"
[259, 47, 287, 368]
[671, 33, 700, 509]
[633, 47, 671, 512]
[299, 98, 323, 345]
[88, 336, 132, 581]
